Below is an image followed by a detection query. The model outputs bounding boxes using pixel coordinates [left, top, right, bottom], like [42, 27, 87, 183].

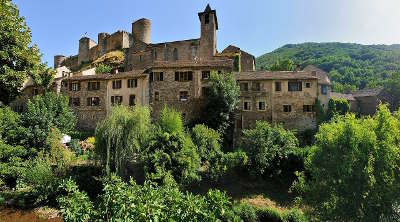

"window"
[61, 81, 68, 88]
[288, 81, 302, 92]
[164, 48, 169, 61]
[127, 79, 137, 88]
[152, 49, 157, 61]
[33, 88, 39, 96]
[283, 105, 292, 113]
[152, 72, 164, 81]
[87, 97, 100, 106]
[175, 71, 193, 82]
[305, 82, 312, 88]
[303, 105, 314, 112]
[70, 98, 80, 107]
[243, 101, 251, 111]
[111, 96, 122, 106]
[173, 48, 178, 61]
[112, 80, 122, 89]
[202, 87, 211, 97]
[258, 101, 266, 110]
[240, 82, 248, 91]
[70, 82, 80, 91]
[179, 91, 189, 101]
[205, 14, 209, 24]
[202, 71, 210, 80]
[154, 91, 160, 101]
[129, 95, 135, 106]
[139, 55, 143, 62]
[321, 85, 328, 95]
[191, 46, 197, 60]
[252, 82, 261, 91]
[88, 82, 100, 91]
[275, 82, 281, 91]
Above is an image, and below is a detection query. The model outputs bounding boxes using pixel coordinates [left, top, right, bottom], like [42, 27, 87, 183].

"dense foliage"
[385, 72, 400, 110]
[0, 0, 54, 104]
[326, 98, 350, 120]
[241, 121, 299, 176]
[294, 105, 400, 221]
[21, 92, 76, 149]
[203, 72, 240, 138]
[95, 63, 112, 74]
[256, 43, 400, 91]
[59, 175, 238, 222]
[95, 105, 152, 176]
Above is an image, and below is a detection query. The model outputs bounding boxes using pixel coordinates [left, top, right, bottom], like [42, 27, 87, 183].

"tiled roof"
[235, 71, 318, 81]
[352, 87, 384, 97]
[150, 59, 233, 69]
[66, 70, 147, 81]
[220, 45, 255, 59]
[303, 65, 331, 85]
[150, 38, 200, 47]
[331, 92, 355, 101]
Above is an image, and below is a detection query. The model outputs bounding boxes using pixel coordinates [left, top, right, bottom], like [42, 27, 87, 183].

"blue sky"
[14, 0, 400, 67]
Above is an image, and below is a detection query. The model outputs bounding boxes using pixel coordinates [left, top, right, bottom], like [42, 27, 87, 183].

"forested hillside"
[256, 43, 400, 92]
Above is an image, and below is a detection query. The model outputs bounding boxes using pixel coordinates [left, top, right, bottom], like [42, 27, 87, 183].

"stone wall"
[240, 51, 255, 72]
[355, 96, 379, 116]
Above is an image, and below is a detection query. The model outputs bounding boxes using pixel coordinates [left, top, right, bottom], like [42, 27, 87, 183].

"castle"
[17, 4, 340, 133]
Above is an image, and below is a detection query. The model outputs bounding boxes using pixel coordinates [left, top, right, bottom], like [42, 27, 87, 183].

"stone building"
[351, 87, 393, 115]
[331, 92, 357, 112]
[234, 70, 319, 134]
[303, 65, 331, 111]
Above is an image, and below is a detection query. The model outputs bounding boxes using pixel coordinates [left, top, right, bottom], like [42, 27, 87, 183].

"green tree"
[0, 1, 51, 104]
[203, 72, 240, 148]
[95, 105, 152, 176]
[269, 59, 295, 71]
[143, 106, 200, 185]
[95, 63, 112, 74]
[385, 72, 400, 110]
[297, 105, 400, 221]
[327, 98, 350, 119]
[241, 121, 299, 176]
[21, 92, 76, 149]
[0, 106, 27, 145]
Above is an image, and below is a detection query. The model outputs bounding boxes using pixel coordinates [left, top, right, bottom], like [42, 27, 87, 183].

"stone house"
[234, 71, 319, 134]
[330, 92, 357, 112]
[352, 87, 393, 115]
[303, 65, 331, 111]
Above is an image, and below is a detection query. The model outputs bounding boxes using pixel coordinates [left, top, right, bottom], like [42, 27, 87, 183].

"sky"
[13, 0, 400, 67]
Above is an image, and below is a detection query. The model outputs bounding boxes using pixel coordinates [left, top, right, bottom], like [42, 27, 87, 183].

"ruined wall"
[240, 51, 255, 72]
[355, 96, 379, 116]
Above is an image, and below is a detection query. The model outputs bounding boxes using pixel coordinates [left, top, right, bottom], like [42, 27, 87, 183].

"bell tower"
[198, 4, 218, 59]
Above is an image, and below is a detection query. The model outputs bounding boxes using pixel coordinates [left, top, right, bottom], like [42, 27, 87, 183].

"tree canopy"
[0, 1, 53, 104]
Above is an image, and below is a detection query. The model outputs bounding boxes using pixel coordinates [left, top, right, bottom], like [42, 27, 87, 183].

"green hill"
[256, 42, 400, 92]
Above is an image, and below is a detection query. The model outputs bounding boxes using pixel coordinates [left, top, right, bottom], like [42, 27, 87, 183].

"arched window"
[173, 48, 178, 61]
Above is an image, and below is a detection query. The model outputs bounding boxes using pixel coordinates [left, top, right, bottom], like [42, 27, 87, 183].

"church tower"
[198, 4, 218, 59]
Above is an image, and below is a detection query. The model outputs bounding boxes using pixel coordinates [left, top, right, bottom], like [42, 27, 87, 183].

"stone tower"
[198, 4, 218, 59]
[78, 37, 96, 65]
[132, 18, 151, 44]
[54, 55, 66, 68]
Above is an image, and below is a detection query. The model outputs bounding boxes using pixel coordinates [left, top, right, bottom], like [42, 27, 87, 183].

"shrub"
[95, 63, 112, 74]
[327, 98, 350, 119]
[0, 107, 27, 146]
[58, 179, 94, 222]
[241, 121, 299, 176]
[0, 142, 31, 188]
[256, 207, 283, 222]
[233, 202, 258, 222]
[69, 139, 81, 155]
[46, 128, 74, 174]
[282, 208, 308, 222]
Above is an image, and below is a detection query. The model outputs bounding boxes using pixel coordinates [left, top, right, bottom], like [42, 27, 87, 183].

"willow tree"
[95, 105, 152, 176]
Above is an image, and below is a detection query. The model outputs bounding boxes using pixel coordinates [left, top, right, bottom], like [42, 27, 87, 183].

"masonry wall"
[355, 96, 379, 116]
[240, 51, 255, 72]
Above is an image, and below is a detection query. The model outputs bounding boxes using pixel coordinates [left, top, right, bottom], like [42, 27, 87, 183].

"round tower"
[132, 18, 151, 44]
[54, 55, 66, 68]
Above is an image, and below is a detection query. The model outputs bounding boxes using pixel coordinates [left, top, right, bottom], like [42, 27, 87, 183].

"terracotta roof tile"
[352, 87, 384, 97]
[303, 65, 331, 85]
[66, 70, 147, 81]
[331, 92, 355, 101]
[150, 59, 233, 69]
[235, 71, 318, 81]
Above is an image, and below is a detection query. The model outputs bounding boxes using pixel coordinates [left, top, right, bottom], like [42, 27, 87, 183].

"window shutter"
[69, 82, 72, 91]
[175, 72, 179, 81]
[149, 73, 153, 82]
[188, 72, 193, 81]
[135, 79, 138, 87]
[87, 82, 91, 91]
[87, 98, 91, 106]
[97, 82, 100, 90]
[111, 96, 114, 104]
[78, 83, 81, 91]
[160, 72, 163, 81]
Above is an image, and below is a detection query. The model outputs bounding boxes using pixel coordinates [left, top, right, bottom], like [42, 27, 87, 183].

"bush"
[59, 175, 237, 221]
[234, 202, 258, 222]
[95, 63, 112, 74]
[0, 142, 31, 188]
[256, 207, 283, 222]
[241, 121, 299, 176]
[69, 139, 81, 155]
[282, 208, 308, 222]
[58, 179, 94, 222]
[327, 98, 350, 119]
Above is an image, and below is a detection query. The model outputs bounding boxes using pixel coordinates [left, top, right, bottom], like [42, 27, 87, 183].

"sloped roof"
[235, 71, 318, 81]
[198, 4, 218, 30]
[331, 92, 355, 101]
[303, 65, 331, 85]
[352, 87, 384, 97]
[66, 70, 147, 81]
[221, 45, 255, 59]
